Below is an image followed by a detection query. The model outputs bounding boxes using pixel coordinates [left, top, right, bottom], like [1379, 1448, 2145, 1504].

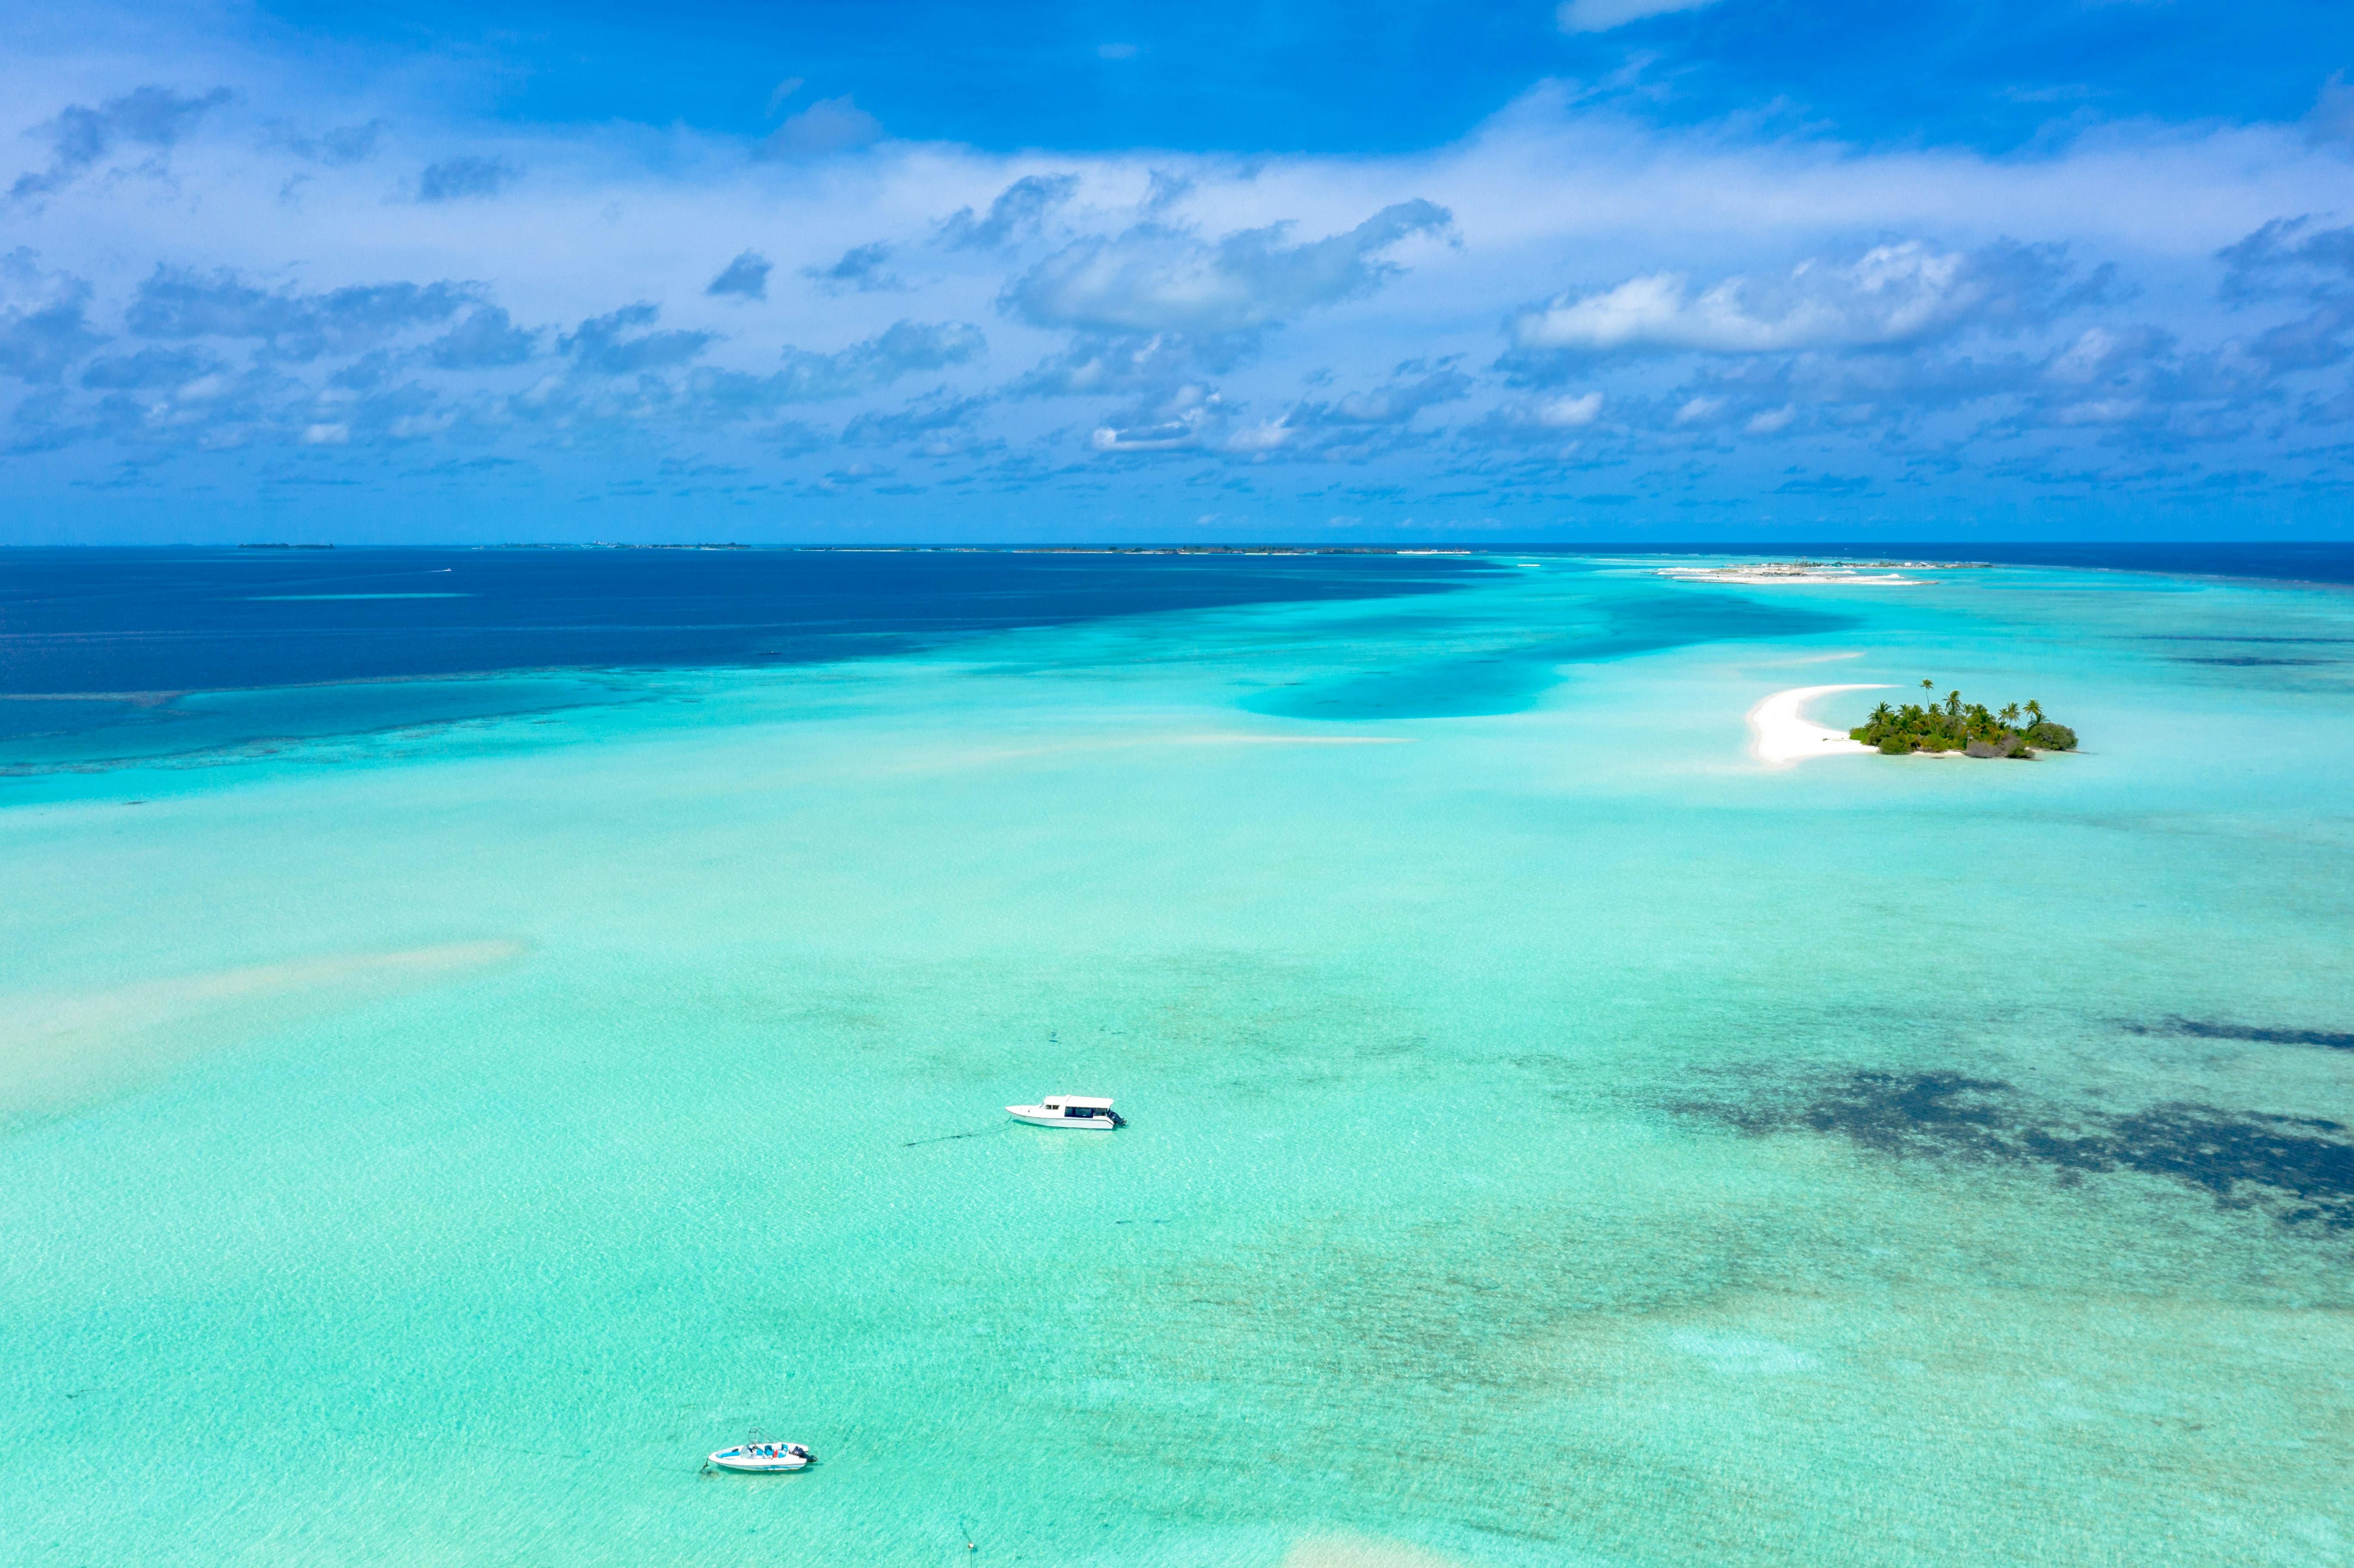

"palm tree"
[2025, 699, 2043, 728]
[2000, 703, 2020, 726]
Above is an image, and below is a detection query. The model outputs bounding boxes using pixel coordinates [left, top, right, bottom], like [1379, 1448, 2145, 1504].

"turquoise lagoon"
[3, 555, 2351, 1567]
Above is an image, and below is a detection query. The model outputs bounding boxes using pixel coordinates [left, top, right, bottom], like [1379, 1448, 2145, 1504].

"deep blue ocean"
[0, 548, 1495, 696]
[3, 542, 2347, 770]
[0, 548, 1494, 765]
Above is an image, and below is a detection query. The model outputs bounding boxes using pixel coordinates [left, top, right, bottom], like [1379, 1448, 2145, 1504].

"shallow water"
[3, 554, 2350, 1567]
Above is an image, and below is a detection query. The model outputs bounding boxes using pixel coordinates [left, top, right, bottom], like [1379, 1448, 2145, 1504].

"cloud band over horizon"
[2, 4, 2352, 542]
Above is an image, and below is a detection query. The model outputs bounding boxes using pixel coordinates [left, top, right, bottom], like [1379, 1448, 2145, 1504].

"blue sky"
[2, 0, 2351, 541]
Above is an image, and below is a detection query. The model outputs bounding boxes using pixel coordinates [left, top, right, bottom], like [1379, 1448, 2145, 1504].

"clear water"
[3, 554, 2350, 1567]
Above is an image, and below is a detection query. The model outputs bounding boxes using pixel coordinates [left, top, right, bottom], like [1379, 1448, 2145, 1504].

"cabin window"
[1065, 1107, 1096, 1118]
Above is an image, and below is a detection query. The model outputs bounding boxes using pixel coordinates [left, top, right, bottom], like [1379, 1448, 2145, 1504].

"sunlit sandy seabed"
[3, 556, 2351, 1567]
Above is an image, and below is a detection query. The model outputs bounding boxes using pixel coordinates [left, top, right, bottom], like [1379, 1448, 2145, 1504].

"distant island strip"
[1661, 559, 1993, 585]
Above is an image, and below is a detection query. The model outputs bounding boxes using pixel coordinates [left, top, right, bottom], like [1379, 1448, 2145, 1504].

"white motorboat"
[708, 1432, 811, 1472]
[1006, 1095, 1124, 1130]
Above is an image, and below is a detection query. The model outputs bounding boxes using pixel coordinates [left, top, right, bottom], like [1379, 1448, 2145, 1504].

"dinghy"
[708, 1430, 811, 1472]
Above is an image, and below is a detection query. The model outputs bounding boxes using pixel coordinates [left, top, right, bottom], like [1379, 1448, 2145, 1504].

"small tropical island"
[1851, 681, 2080, 757]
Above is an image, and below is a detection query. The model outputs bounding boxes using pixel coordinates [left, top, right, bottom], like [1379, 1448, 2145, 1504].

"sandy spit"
[1748, 684, 1892, 767]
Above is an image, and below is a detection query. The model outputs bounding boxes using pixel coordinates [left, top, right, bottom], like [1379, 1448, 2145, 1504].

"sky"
[2, 0, 2351, 543]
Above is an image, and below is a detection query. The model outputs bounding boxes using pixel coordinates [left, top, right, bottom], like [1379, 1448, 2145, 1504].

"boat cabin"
[1041, 1096, 1115, 1120]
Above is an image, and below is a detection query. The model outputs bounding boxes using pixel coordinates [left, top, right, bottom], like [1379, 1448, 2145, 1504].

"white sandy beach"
[1748, 684, 1891, 765]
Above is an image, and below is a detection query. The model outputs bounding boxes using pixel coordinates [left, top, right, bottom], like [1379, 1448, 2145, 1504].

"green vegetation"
[1849, 680, 2080, 758]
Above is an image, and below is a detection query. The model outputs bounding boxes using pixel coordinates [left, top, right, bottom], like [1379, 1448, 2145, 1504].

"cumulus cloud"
[0, 251, 105, 382]
[672, 320, 986, 428]
[1186, 366, 1472, 464]
[427, 306, 538, 369]
[759, 96, 882, 159]
[270, 120, 386, 166]
[417, 156, 516, 202]
[1557, 0, 1722, 31]
[0, 297, 101, 384]
[1003, 200, 1459, 402]
[1457, 390, 1609, 451]
[1078, 381, 1236, 454]
[940, 174, 1079, 250]
[80, 345, 219, 389]
[1092, 414, 1213, 453]
[1089, 425, 1192, 453]
[842, 393, 991, 448]
[2217, 217, 2354, 301]
[2308, 73, 2354, 148]
[706, 251, 772, 302]
[772, 320, 984, 396]
[1006, 200, 1453, 343]
[9, 85, 232, 202]
[2246, 301, 2354, 372]
[1012, 332, 1236, 398]
[1302, 366, 1472, 426]
[126, 267, 476, 362]
[559, 304, 713, 375]
[804, 242, 904, 292]
[1142, 169, 1193, 213]
[1511, 391, 1607, 429]
[1502, 241, 2103, 377]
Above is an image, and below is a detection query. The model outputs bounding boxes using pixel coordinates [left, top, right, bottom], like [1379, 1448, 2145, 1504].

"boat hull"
[710, 1448, 808, 1472]
[1006, 1106, 1118, 1129]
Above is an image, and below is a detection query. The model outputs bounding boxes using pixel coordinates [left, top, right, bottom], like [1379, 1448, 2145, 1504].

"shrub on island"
[1849, 683, 2079, 759]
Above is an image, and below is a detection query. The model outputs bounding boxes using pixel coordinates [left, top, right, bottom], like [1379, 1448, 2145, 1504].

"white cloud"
[416, 156, 515, 203]
[760, 96, 882, 159]
[0, 250, 103, 382]
[940, 174, 1077, 251]
[1323, 367, 1472, 424]
[1223, 417, 1294, 453]
[1507, 243, 2065, 359]
[1556, 0, 1722, 34]
[1005, 201, 1452, 339]
[1090, 422, 1196, 452]
[2307, 72, 2354, 147]
[9, 85, 231, 203]
[1533, 391, 1602, 426]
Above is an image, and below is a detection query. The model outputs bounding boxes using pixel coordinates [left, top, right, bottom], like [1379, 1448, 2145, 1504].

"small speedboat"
[1007, 1095, 1125, 1130]
[709, 1433, 811, 1472]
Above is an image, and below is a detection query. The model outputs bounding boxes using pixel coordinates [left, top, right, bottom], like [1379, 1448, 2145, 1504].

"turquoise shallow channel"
[4, 554, 2352, 1568]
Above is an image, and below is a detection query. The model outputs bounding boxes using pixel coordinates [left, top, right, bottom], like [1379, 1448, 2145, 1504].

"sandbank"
[0, 940, 524, 1124]
[1280, 1535, 1466, 1568]
[1748, 684, 1890, 766]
